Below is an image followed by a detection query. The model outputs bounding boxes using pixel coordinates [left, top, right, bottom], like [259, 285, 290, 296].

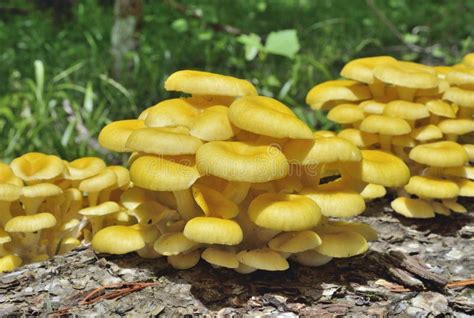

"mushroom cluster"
[95, 70, 409, 273]
[307, 53, 474, 218]
[0, 153, 131, 273]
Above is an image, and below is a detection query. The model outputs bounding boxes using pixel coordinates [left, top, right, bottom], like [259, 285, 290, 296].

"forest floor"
[0, 197, 472, 317]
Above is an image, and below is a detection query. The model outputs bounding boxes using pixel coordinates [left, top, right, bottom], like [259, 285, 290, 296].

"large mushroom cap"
[92, 225, 145, 254]
[201, 247, 239, 269]
[301, 183, 366, 218]
[130, 155, 200, 191]
[196, 141, 288, 183]
[190, 106, 238, 141]
[64, 157, 106, 180]
[342, 150, 410, 187]
[228, 96, 313, 139]
[438, 119, 474, 136]
[164, 70, 257, 96]
[391, 197, 435, 218]
[237, 248, 289, 271]
[306, 80, 371, 110]
[79, 169, 117, 193]
[183, 217, 243, 245]
[283, 135, 361, 165]
[404, 176, 459, 199]
[126, 127, 203, 155]
[373, 61, 438, 89]
[360, 115, 412, 136]
[144, 98, 199, 128]
[384, 100, 430, 120]
[10, 152, 64, 182]
[248, 193, 321, 231]
[98, 119, 145, 152]
[315, 230, 368, 258]
[409, 141, 468, 167]
[443, 87, 474, 108]
[21, 183, 63, 199]
[340, 56, 397, 84]
[5, 212, 57, 233]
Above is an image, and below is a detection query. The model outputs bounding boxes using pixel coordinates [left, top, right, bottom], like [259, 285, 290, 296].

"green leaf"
[237, 33, 263, 61]
[171, 18, 188, 33]
[264, 29, 300, 59]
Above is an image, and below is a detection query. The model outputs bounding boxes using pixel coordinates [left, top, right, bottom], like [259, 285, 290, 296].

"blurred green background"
[1, 0, 473, 162]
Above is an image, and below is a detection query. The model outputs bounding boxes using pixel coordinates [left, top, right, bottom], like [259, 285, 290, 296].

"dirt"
[0, 198, 472, 317]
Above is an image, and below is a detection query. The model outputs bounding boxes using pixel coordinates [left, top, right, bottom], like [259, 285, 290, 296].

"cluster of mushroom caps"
[0, 153, 130, 273]
[307, 53, 474, 218]
[95, 70, 410, 272]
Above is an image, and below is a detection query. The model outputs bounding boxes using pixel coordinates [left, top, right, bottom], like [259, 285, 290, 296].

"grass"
[0, 0, 473, 162]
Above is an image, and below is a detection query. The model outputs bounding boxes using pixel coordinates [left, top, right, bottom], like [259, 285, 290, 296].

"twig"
[446, 278, 474, 288]
[164, 0, 242, 36]
[80, 281, 160, 305]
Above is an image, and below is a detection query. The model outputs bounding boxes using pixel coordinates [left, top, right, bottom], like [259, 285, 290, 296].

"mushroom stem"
[0, 245, 10, 257]
[393, 146, 411, 163]
[379, 135, 392, 152]
[368, 79, 385, 99]
[22, 197, 45, 215]
[396, 87, 416, 101]
[173, 189, 200, 221]
[89, 217, 105, 236]
[445, 134, 458, 142]
[21, 232, 41, 260]
[300, 164, 322, 187]
[98, 188, 113, 204]
[429, 114, 440, 125]
[223, 181, 250, 204]
[87, 191, 99, 207]
[458, 106, 472, 119]
[0, 202, 13, 227]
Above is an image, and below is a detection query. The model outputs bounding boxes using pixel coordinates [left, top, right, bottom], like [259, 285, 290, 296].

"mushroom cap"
[98, 119, 145, 152]
[79, 201, 122, 217]
[411, 124, 443, 142]
[442, 199, 466, 213]
[0, 183, 21, 202]
[10, 152, 64, 182]
[79, 169, 117, 193]
[360, 183, 386, 200]
[130, 155, 200, 191]
[0, 228, 12, 244]
[126, 127, 203, 155]
[0, 254, 22, 273]
[196, 141, 288, 183]
[446, 68, 474, 86]
[107, 166, 130, 189]
[165, 70, 257, 96]
[144, 98, 199, 128]
[92, 225, 145, 254]
[443, 87, 474, 108]
[306, 80, 371, 110]
[327, 103, 365, 124]
[340, 56, 397, 84]
[283, 135, 361, 165]
[290, 250, 333, 267]
[337, 129, 378, 148]
[64, 157, 106, 180]
[248, 193, 321, 231]
[464, 144, 474, 161]
[268, 231, 322, 253]
[167, 249, 201, 269]
[5, 212, 57, 232]
[0, 163, 23, 187]
[128, 201, 178, 225]
[451, 178, 474, 197]
[315, 230, 368, 258]
[392, 135, 416, 148]
[373, 61, 438, 89]
[183, 217, 243, 245]
[443, 166, 474, 180]
[301, 182, 366, 217]
[438, 119, 474, 136]
[409, 141, 468, 167]
[360, 115, 412, 136]
[201, 247, 239, 269]
[342, 150, 410, 187]
[237, 248, 289, 271]
[190, 106, 238, 141]
[21, 183, 63, 199]
[422, 99, 457, 118]
[359, 100, 386, 115]
[327, 221, 378, 241]
[120, 187, 154, 210]
[404, 176, 459, 199]
[391, 197, 435, 218]
[384, 100, 430, 120]
[192, 184, 239, 219]
[228, 96, 313, 139]
[463, 52, 474, 67]
[153, 232, 198, 256]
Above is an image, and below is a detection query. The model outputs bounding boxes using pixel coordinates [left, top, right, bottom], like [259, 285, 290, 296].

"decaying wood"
[0, 198, 472, 316]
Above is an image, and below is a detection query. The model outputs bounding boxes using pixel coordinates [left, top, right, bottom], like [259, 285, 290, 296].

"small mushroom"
[201, 247, 239, 269]
[78, 201, 122, 235]
[92, 225, 145, 254]
[391, 197, 435, 218]
[183, 217, 243, 245]
[237, 248, 289, 272]
[98, 119, 145, 152]
[10, 152, 64, 184]
[306, 80, 371, 110]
